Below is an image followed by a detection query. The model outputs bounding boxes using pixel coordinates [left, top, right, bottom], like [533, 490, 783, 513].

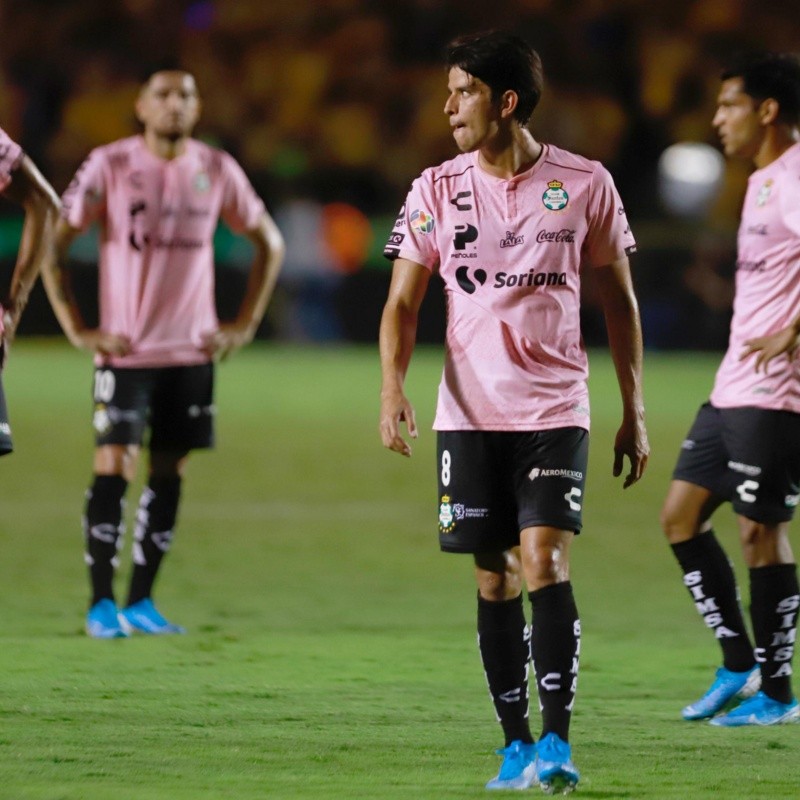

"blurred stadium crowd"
[1, 0, 799, 345]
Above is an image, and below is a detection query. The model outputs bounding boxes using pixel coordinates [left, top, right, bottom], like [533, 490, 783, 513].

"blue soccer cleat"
[682, 665, 760, 720]
[535, 732, 579, 795]
[86, 598, 129, 639]
[485, 740, 538, 790]
[118, 598, 186, 635]
[709, 691, 800, 727]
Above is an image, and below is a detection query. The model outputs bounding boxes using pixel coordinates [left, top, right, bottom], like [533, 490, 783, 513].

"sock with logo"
[126, 476, 182, 606]
[477, 593, 533, 746]
[671, 531, 755, 671]
[529, 581, 580, 742]
[749, 564, 799, 704]
[84, 474, 128, 606]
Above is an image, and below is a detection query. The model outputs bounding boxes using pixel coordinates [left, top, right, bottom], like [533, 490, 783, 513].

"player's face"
[136, 72, 201, 140]
[444, 67, 501, 153]
[712, 77, 764, 160]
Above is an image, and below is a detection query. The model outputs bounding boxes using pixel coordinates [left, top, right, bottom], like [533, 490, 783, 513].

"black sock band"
[127, 476, 182, 606]
[529, 582, 579, 742]
[477, 593, 533, 746]
[671, 531, 755, 672]
[749, 564, 799, 704]
[84, 474, 128, 606]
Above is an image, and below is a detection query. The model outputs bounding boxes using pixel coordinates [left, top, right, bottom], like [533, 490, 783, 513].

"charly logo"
[542, 179, 568, 211]
[455, 265, 487, 294]
[500, 231, 524, 248]
[450, 191, 473, 211]
[128, 200, 149, 251]
[410, 209, 435, 234]
[453, 223, 478, 250]
[536, 229, 575, 244]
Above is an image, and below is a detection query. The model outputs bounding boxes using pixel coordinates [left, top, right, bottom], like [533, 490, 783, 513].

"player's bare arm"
[203, 211, 285, 360]
[42, 217, 131, 357]
[1, 156, 60, 342]
[379, 258, 430, 457]
[739, 314, 800, 373]
[594, 256, 649, 487]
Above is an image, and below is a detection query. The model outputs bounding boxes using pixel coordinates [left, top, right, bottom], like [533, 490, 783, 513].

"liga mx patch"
[542, 179, 568, 211]
[410, 209, 435, 234]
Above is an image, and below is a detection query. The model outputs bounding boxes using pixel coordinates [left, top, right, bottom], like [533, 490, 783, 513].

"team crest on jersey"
[542, 180, 569, 211]
[755, 179, 773, 207]
[438, 494, 455, 533]
[194, 172, 210, 193]
[410, 209, 435, 234]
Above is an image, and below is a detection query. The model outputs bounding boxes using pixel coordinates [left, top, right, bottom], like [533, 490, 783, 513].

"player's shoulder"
[542, 143, 608, 179]
[85, 135, 142, 169]
[187, 138, 243, 177]
[416, 152, 476, 190]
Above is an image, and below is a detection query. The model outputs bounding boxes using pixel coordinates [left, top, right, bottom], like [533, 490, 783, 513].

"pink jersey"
[710, 142, 800, 413]
[384, 145, 635, 431]
[62, 135, 265, 368]
[0, 126, 23, 335]
[0, 126, 23, 193]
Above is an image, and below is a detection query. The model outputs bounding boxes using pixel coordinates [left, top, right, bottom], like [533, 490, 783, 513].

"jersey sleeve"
[61, 148, 107, 229]
[0, 127, 24, 193]
[382, 173, 440, 271]
[218, 152, 266, 233]
[582, 165, 636, 268]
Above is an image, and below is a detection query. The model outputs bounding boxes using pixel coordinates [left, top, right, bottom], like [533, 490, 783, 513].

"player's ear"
[499, 90, 518, 120]
[758, 97, 779, 125]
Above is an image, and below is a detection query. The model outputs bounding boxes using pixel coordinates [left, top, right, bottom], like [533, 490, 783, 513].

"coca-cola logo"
[536, 229, 575, 244]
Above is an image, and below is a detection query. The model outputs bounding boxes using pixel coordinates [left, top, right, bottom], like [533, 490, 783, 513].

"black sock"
[84, 474, 128, 607]
[529, 582, 580, 742]
[127, 476, 182, 606]
[671, 531, 755, 672]
[749, 564, 799, 704]
[477, 594, 533, 746]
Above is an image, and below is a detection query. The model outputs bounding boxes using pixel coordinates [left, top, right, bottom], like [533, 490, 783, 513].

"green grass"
[0, 341, 797, 799]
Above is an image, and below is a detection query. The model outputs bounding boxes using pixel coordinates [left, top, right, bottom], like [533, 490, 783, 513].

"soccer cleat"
[118, 598, 186, 635]
[485, 740, 538, 790]
[86, 599, 129, 639]
[709, 691, 800, 727]
[682, 665, 760, 720]
[534, 732, 579, 795]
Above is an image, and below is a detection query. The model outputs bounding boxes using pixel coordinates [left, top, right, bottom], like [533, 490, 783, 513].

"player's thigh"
[723, 407, 800, 524]
[91, 366, 152, 447]
[671, 403, 731, 499]
[436, 431, 517, 554]
[149, 363, 215, 452]
[509, 427, 588, 535]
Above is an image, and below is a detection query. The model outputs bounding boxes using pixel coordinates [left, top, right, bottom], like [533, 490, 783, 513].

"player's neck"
[477, 128, 543, 179]
[143, 130, 190, 160]
[753, 126, 799, 170]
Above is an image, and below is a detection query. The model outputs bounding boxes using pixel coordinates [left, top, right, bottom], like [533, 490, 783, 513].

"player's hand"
[613, 415, 649, 488]
[740, 326, 799, 374]
[74, 330, 132, 357]
[380, 388, 418, 457]
[202, 324, 252, 361]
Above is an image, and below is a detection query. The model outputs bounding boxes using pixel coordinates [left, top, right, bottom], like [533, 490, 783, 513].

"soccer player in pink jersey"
[661, 53, 800, 727]
[379, 32, 648, 792]
[42, 70, 284, 639]
[0, 127, 60, 456]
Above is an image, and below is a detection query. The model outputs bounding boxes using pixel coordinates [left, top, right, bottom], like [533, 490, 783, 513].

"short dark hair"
[445, 31, 543, 126]
[721, 51, 800, 125]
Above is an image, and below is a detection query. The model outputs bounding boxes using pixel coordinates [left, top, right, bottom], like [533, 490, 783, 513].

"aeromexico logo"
[455, 266, 567, 294]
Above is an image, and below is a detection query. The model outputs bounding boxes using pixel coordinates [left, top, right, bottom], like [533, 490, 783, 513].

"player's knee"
[660, 500, 696, 543]
[475, 551, 523, 600]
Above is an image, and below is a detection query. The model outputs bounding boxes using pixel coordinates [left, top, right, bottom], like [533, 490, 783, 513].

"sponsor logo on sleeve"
[756, 179, 773, 207]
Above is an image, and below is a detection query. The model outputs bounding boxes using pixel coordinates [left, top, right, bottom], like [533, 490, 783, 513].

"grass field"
[0, 340, 798, 799]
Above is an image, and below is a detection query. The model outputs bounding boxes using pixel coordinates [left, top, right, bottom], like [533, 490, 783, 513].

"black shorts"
[0, 371, 12, 456]
[436, 428, 589, 553]
[91, 364, 215, 451]
[673, 403, 800, 523]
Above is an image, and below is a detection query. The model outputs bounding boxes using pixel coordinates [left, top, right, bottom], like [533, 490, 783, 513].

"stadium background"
[2, 0, 800, 349]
